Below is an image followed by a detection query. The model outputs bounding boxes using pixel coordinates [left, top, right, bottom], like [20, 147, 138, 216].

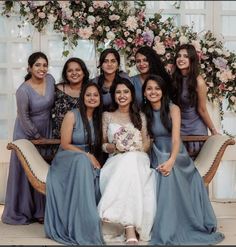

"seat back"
[194, 135, 235, 186]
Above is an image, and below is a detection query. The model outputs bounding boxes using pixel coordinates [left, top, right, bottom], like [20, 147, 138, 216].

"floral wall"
[1, 0, 236, 135]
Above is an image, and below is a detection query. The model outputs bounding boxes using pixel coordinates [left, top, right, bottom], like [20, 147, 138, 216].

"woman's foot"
[125, 225, 138, 245]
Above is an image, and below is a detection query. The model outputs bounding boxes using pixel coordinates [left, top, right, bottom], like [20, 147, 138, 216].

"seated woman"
[44, 82, 104, 245]
[142, 74, 224, 245]
[98, 78, 156, 244]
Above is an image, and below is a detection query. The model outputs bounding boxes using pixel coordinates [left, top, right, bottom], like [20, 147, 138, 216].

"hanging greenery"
[1, 1, 236, 134]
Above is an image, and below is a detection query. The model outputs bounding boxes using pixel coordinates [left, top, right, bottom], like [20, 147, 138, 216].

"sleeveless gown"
[149, 108, 224, 245]
[98, 112, 156, 242]
[44, 109, 104, 245]
[180, 77, 208, 154]
[2, 74, 55, 225]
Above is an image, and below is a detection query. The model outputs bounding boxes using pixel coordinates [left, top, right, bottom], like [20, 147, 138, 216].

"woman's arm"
[140, 113, 151, 152]
[60, 111, 101, 168]
[158, 105, 181, 175]
[196, 75, 218, 135]
[16, 88, 41, 139]
[102, 112, 116, 154]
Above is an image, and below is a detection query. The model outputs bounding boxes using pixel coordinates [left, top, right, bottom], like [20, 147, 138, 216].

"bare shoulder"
[170, 103, 180, 113]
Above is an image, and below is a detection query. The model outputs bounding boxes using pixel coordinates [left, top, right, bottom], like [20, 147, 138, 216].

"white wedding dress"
[98, 111, 156, 242]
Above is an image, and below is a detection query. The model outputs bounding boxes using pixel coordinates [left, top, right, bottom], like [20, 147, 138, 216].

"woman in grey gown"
[2, 52, 55, 225]
[44, 82, 104, 245]
[142, 74, 224, 245]
[172, 44, 218, 155]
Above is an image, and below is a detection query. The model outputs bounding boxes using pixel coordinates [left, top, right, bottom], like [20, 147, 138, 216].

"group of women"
[2, 44, 224, 245]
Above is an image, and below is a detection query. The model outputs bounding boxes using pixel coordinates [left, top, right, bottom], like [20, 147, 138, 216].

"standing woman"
[131, 46, 172, 107]
[142, 74, 224, 245]
[2, 52, 55, 224]
[172, 44, 218, 154]
[92, 48, 130, 112]
[51, 57, 89, 139]
[45, 82, 104, 245]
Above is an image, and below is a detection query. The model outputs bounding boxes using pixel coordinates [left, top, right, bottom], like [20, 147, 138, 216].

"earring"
[144, 97, 147, 104]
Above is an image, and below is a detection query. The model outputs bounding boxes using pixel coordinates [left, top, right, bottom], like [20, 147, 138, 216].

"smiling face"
[84, 85, 100, 109]
[135, 52, 150, 75]
[144, 79, 162, 106]
[114, 83, 132, 108]
[176, 49, 190, 73]
[66, 61, 85, 85]
[101, 53, 119, 75]
[29, 57, 48, 80]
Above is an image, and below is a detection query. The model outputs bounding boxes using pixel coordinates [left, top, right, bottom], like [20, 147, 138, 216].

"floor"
[0, 201, 236, 245]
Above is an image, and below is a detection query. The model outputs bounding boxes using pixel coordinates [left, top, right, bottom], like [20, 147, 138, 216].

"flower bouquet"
[113, 126, 143, 152]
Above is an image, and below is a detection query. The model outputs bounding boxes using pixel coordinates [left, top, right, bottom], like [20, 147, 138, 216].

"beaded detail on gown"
[149, 107, 224, 245]
[98, 111, 156, 242]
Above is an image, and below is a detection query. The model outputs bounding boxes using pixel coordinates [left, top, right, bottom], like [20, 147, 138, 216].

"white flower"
[127, 37, 133, 43]
[208, 47, 214, 53]
[136, 29, 142, 34]
[105, 26, 110, 32]
[223, 50, 230, 57]
[201, 64, 205, 69]
[95, 16, 101, 22]
[38, 12, 46, 19]
[202, 47, 207, 53]
[125, 16, 138, 31]
[179, 36, 188, 45]
[110, 6, 115, 11]
[191, 40, 201, 52]
[87, 15, 96, 25]
[153, 41, 166, 55]
[88, 6, 94, 12]
[106, 31, 115, 40]
[48, 14, 57, 23]
[97, 26, 103, 32]
[215, 48, 223, 55]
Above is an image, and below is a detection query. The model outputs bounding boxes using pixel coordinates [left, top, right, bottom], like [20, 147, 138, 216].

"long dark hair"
[61, 57, 89, 85]
[135, 46, 173, 99]
[25, 52, 48, 81]
[172, 44, 199, 107]
[142, 74, 171, 136]
[97, 48, 121, 89]
[79, 82, 103, 161]
[110, 78, 142, 131]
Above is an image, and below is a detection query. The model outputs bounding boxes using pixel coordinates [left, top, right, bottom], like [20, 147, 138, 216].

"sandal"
[125, 225, 138, 245]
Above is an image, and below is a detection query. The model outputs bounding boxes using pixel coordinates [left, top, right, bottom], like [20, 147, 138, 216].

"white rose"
[215, 48, 222, 55]
[110, 6, 115, 11]
[208, 48, 214, 53]
[89, 7, 94, 12]
[87, 15, 96, 25]
[105, 26, 110, 32]
[202, 47, 207, 53]
[201, 64, 205, 69]
[106, 31, 115, 40]
[223, 50, 230, 57]
[136, 29, 142, 34]
[127, 37, 133, 43]
[179, 36, 188, 45]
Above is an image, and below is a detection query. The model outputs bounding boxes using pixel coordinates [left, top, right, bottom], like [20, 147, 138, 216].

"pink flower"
[93, 1, 109, 9]
[133, 36, 144, 46]
[114, 38, 126, 49]
[38, 12, 46, 19]
[125, 16, 138, 31]
[78, 26, 93, 39]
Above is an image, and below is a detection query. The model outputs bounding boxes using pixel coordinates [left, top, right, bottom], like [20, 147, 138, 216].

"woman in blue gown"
[172, 44, 218, 155]
[2, 52, 55, 225]
[44, 82, 104, 245]
[142, 74, 224, 245]
[131, 46, 172, 107]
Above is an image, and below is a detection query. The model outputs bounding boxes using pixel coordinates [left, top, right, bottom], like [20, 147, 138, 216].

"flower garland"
[1, 0, 236, 135]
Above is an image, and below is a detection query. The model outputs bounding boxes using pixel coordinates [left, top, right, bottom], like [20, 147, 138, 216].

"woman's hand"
[87, 153, 101, 169]
[157, 159, 174, 176]
[105, 143, 117, 154]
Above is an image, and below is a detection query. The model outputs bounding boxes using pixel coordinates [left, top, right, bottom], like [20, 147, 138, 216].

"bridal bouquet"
[113, 126, 143, 152]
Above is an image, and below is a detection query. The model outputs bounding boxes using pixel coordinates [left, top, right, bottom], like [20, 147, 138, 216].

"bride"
[98, 78, 156, 244]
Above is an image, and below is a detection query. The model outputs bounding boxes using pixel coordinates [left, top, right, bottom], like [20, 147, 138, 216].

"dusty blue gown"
[131, 74, 143, 108]
[149, 107, 224, 245]
[2, 74, 55, 225]
[44, 109, 104, 245]
[180, 77, 208, 154]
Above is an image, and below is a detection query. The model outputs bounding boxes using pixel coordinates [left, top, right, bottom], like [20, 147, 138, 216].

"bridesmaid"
[44, 82, 104, 245]
[131, 46, 172, 107]
[51, 57, 89, 139]
[172, 44, 218, 155]
[92, 48, 130, 112]
[2, 52, 55, 224]
[142, 74, 224, 245]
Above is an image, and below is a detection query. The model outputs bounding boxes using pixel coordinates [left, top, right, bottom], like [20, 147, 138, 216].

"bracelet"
[102, 143, 108, 153]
